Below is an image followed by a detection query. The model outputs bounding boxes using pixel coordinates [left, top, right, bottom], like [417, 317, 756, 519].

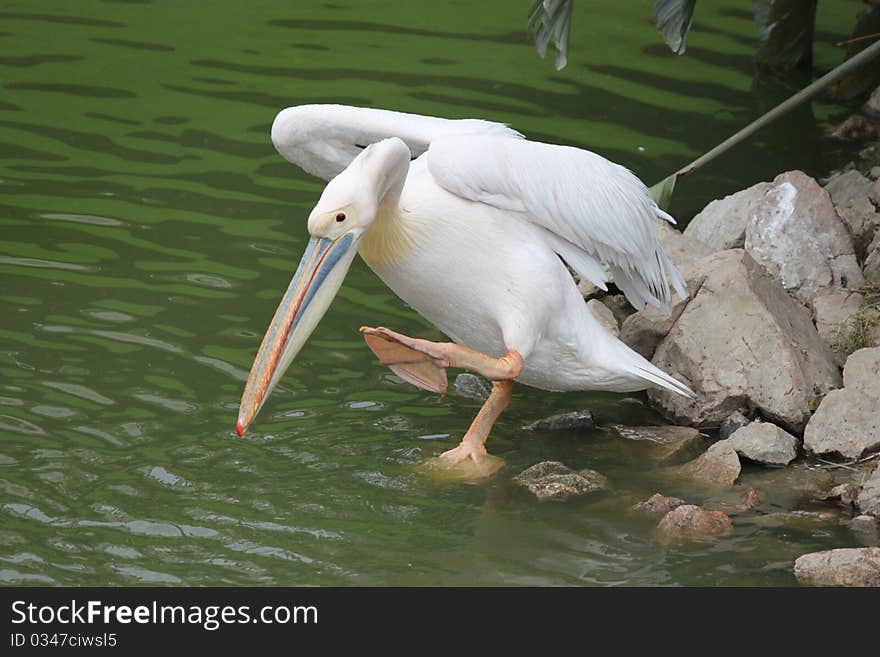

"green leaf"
[528, 0, 573, 70]
[754, 0, 818, 73]
[652, 0, 697, 55]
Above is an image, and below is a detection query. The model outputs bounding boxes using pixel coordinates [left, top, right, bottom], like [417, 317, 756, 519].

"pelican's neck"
[358, 202, 414, 269]
[355, 138, 414, 269]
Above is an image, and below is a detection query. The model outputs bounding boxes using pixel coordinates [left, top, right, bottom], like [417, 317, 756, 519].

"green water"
[0, 0, 868, 586]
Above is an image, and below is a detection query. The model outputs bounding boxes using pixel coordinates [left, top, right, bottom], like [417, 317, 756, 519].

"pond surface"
[0, 0, 869, 586]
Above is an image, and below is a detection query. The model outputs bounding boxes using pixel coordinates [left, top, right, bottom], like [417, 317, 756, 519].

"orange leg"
[360, 326, 522, 480]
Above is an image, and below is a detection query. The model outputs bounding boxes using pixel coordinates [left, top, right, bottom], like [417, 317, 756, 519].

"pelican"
[236, 105, 693, 479]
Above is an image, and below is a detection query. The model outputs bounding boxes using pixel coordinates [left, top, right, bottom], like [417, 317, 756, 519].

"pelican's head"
[236, 138, 411, 436]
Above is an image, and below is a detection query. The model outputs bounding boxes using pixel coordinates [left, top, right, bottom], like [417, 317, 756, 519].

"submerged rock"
[677, 440, 741, 486]
[831, 114, 879, 141]
[513, 461, 607, 501]
[719, 410, 750, 440]
[794, 547, 880, 587]
[738, 488, 763, 511]
[647, 249, 841, 432]
[453, 373, 490, 401]
[522, 410, 595, 432]
[726, 422, 799, 466]
[632, 493, 687, 516]
[610, 425, 703, 463]
[683, 181, 771, 251]
[804, 347, 880, 460]
[657, 505, 733, 537]
[745, 171, 863, 306]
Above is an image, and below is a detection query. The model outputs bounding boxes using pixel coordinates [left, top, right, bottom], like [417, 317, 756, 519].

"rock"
[678, 440, 741, 486]
[859, 463, 880, 517]
[577, 278, 599, 298]
[812, 289, 866, 366]
[648, 250, 841, 432]
[619, 277, 700, 359]
[632, 493, 687, 516]
[513, 461, 607, 501]
[794, 547, 880, 587]
[830, 114, 879, 141]
[746, 171, 863, 306]
[851, 515, 879, 544]
[453, 373, 490, 401]
[820, 483, 861, 509]
[719, 410, 750, 440]
[586, 299, 619, 337]
[865, 86, 880, 116]
[804, 347, 880, 459]
[684, 181, 772, 251]
[740, 462, 835, 503]
[610, 425, 703, 463]
[836, 196, 879, 260]
[522, 410, 595, 432]
[871, 167, 880, 180]
[825, 169, 876, 209]
[738, 488, 762, 510]
[726, 422, 799, 466]
[657, 505, 733, 537]
[655, 219, 713, 272]
[865, 233, 880, 282]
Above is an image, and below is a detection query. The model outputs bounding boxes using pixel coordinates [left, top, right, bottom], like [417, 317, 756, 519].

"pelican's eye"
[335, 213, 346, 223]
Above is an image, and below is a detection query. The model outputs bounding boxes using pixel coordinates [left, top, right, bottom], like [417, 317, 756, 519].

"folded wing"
[426, 136, 685, 312]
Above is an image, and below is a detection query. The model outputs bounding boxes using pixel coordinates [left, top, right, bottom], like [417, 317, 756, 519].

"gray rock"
[513, 461, 607, 501]
[632, 493, 687, 516]
[804, 347, 880, 460]
[726, 422, 799, 466]
[825, 169, 876, 209]
[794, 547, 880, 587]
[835, 196, 879, 260]
[812, 289, 866, 366]
[851, 515, 879, 544]
[655, 219, 713, 272]
[522, 410, 595, 432]
[865, 85, 880, 116]
[865, 232, 880, 282]
[453, 373, 490, 401]
[746, 171, 863, 306]
[610, 424, 703, 463]
[678, 440, 741, 486]
[684, 181, 771, 251]
[820, 483, 861, 509]
[830, 114, 879, 141]
[871, 166, 880, 180]
[586, 299, 619, 337]
[648, 250, 841, 432]
[719, 410, 751, 440]
[859, 463, 880, 517]
[619, 277, 700, 360]
[657, 504, 733, 537]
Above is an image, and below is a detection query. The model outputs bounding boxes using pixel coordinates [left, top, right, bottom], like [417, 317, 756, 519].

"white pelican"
[236, 105, 693, 479]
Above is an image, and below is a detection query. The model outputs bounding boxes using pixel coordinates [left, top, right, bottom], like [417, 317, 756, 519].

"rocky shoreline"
[507, 85, 880, 586]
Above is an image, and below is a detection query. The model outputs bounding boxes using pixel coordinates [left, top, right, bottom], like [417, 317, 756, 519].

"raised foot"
[360, 325, 448, 394]
[417, 441, 505, 482]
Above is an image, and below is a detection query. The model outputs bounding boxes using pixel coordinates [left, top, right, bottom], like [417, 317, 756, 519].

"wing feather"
[427, 136, 684, 312]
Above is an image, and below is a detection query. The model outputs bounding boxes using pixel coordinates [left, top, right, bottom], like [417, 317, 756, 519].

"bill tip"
[235, 420, 244, 438]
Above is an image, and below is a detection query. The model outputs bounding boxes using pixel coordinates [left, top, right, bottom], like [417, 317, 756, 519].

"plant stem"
[673, 37, 880, 181]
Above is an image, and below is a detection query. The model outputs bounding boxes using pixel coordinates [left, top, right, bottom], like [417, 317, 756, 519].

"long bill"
[236, 231, 361, 436]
